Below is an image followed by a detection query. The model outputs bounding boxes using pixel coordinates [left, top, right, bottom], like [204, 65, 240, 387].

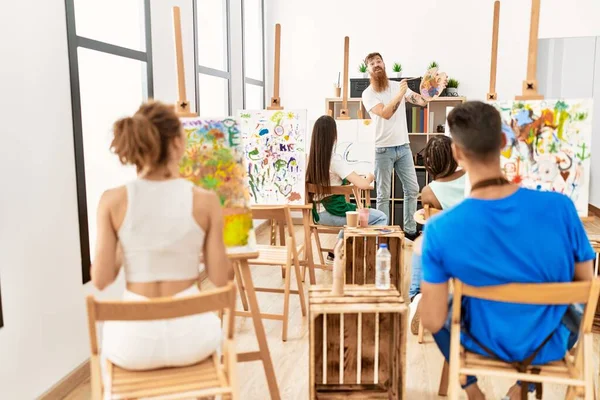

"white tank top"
[118, 178, 205, 283]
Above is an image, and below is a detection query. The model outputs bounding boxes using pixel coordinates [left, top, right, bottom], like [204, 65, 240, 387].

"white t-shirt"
[362, 80, 414, 148]
[330, 154, 354, 186]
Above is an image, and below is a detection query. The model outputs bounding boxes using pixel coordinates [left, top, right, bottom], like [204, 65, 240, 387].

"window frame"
[193, 0, 233, 116]
[241, 0, 266, 109]
[64, 0, 154, 284]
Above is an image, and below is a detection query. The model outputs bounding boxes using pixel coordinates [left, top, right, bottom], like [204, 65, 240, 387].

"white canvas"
[335, 119, 376, 175]
[491, 99, 593, 216]
[238, 109, 307, 204]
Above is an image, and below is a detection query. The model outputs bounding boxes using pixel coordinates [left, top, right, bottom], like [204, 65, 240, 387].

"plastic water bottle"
[376, 243, 391, 290]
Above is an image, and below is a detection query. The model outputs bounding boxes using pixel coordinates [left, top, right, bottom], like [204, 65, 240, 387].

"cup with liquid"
[346, 211, 359, 227]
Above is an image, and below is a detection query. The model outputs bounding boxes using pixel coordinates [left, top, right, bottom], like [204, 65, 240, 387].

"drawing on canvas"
[491, 99, 593, 215]
[239, 110, 307, 204]
[335, 119, 376, 175]
[179, 117, 255, 250]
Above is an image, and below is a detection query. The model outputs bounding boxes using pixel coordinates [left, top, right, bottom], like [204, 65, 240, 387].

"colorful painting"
[335, 119, 376, 175]
[179, 117, 255, 251]
[420, 67, 448, 100]
[238, 110, 307, 204]
[491, 99, 593, 216]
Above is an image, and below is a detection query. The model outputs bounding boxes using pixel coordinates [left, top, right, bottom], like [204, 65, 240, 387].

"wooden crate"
[309, 285, 407, 400]
[343, 227, 407, 299]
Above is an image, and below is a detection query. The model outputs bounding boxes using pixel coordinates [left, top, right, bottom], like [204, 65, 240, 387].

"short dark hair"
[364, 52, 383, 64]
[424, 136, 458, 179]
[447, 101, 502, 161]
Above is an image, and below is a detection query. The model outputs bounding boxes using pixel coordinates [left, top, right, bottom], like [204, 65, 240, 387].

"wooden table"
[309, 285, 408, 399]
[229, 252, 281, 400]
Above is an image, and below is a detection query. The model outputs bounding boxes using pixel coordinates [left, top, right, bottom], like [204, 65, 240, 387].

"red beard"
[370, 68, 389, 92]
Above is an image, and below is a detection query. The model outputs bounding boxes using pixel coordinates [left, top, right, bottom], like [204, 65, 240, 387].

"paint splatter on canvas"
[179, 117, 255, 251]
[238, 110, 307, 204]
[491, 99, 593, 216]
[335, 119, 376, 175]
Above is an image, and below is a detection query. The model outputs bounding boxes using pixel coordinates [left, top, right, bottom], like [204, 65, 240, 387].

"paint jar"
[358, 208, 370, 227]
[346, 211, 359, 228]
[334, 86, 341, 97]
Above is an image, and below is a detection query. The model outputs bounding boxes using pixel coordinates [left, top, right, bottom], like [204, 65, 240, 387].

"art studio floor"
[65, 225, 600, 400]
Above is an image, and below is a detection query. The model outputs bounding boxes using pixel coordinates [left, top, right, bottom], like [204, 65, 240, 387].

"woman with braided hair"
[409, 135, 467, 335]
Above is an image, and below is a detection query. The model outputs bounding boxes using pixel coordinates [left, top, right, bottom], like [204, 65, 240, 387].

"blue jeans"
[374, 144, 419, 234]
[432, 298, 581, 390]
[409, 251, 422, 301]
[317, 209, 388, 239]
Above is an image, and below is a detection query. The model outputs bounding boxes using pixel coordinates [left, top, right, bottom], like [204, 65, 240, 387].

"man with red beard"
[361, 52, 429, 241]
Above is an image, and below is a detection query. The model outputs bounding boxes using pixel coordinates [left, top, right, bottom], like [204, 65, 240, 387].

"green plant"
[358, 63, 368, 73]
[428, 61, 439, 69]
[392, 62, 402, 72]
[447, 78, 459, 88]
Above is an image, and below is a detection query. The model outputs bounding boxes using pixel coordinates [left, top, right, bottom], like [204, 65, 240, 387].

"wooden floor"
[66, 225, 600, 400]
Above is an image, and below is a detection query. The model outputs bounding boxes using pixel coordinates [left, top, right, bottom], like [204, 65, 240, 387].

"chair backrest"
[306, 183, 360, 207]
[454, 278, 600, 333]
[86, 282, 237, 355]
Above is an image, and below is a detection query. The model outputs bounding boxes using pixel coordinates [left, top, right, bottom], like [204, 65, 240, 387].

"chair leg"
[566, 386, 577, 400]
[535, 383, 543, 399]
[438, 361, 449, 397]
[293, 256, 307, 317]
[313, 228, 326, 265]
[233, 262, 249, 312]
[418, 320, 424, 344]
[281, 260, 293, 341]
[521, 382, 528, 400]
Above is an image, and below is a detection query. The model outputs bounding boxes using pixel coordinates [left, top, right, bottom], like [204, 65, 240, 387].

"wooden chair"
[246, 205, 307, 341]
[305, 183, 367, 271]
[439, 278, 600, 400]
[86, 282, 239, 400]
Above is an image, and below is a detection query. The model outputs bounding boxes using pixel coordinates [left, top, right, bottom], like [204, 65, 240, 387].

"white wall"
[265, 0, 600, 202]
[0, 0, 127, 397]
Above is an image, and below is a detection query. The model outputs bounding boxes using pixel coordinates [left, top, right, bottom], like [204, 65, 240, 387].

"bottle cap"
[379, 244, 388, 249]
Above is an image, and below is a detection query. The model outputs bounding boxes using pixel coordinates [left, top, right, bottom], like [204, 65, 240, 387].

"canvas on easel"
[335, 119, 376, 175]
[238, 109, 307, 205]
[179, 117, 256, 252]
[491, 99, 593, 216]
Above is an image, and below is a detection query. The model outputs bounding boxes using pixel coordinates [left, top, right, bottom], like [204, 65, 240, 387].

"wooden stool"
[309, 285, 407, 399]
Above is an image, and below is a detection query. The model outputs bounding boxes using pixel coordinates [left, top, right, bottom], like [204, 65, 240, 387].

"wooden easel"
[171, 8, 281, 399]
[337, 36, 351, 120]
[267, 24, 283, 110]
[172, 6, 196, 117]
[487, 0, 500, 101]
[515, 0, 544, 101]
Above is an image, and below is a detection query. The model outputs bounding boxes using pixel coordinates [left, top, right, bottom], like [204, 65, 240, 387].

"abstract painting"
[335, 119, 376, 175]
[179, 117, 255, 251]
[491, 99, 593, 216]
[238, 110, 307, 204]
[420, 67, 448, 100]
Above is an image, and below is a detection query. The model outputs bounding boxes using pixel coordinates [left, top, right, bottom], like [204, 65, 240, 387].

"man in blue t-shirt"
[420, 101, 595, 400]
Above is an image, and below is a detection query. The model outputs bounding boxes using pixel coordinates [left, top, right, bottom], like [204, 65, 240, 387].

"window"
[65, 0, 153, 283]
[242, 0, 265, 108]
[194, 0, 231, 116]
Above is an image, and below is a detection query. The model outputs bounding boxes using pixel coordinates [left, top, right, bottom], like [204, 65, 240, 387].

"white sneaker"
[409, 293, 422, 335]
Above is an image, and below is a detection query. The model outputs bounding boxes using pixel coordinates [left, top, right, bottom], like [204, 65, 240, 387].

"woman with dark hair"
[91, 101, 233, 390]
[420, 135, 467, 210]
[409, 135, 466, 334]
[306, 115, 387, 263]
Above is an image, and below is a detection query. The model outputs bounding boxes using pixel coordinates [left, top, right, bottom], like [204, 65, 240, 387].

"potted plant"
[392, 62, 402, 78]
[446, 78, 459, 96]
[428, 61, 439, 70]
[358, 63, 368, 78]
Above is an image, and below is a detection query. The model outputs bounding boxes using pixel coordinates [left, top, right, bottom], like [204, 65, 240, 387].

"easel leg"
[233, 261, 249, 312]
[303, 210, 317, 284]
[238, 259, 281, 400]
